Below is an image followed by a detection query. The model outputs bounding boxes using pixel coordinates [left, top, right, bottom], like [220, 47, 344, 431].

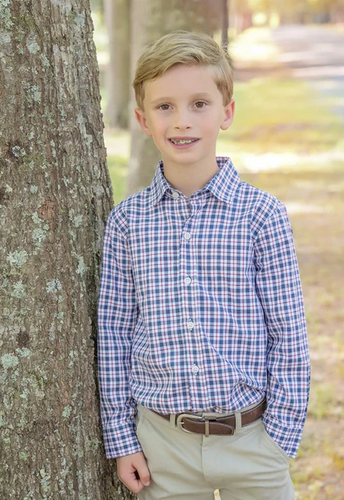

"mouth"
[168, 138, 200, 147]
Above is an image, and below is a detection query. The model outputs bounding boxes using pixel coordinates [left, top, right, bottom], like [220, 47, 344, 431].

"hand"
[116, 451, 151, 494]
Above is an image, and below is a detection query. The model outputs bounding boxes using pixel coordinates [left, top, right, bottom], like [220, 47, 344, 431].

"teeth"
[171, 139, 197, 145]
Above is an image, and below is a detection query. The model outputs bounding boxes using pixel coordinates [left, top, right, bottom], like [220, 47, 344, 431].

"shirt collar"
[148, 156, 241, 207]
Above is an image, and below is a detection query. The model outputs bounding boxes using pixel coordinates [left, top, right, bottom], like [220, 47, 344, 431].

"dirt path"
[271, 25, 344, 120]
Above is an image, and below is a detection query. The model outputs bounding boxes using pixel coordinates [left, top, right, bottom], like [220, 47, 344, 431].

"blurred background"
[90, 1, 344, 498]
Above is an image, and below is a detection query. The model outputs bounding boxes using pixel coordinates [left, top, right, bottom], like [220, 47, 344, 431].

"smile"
[169, 138, 199, 145]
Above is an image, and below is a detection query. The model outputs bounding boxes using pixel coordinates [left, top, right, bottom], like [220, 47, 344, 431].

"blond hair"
[133, 31, 233, 110]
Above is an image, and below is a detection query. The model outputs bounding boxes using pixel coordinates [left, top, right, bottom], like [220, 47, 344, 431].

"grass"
[106, 153, 128, 203]
[220, 78, 344, 156]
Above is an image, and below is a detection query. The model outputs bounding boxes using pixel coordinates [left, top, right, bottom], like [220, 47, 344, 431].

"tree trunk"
[0, 1, 133, 498]
[126, 0, 223, 197]
[125, 0, 162, 197]
[104, 0, 130, 129]
[222, 0, 229, 51]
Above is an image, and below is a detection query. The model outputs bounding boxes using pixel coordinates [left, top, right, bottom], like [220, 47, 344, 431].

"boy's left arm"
[254, 201, 311, 459]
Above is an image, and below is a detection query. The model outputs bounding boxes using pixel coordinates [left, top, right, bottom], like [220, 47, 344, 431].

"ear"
[221, 99, 235, 131]
[135, 107, 153, 137]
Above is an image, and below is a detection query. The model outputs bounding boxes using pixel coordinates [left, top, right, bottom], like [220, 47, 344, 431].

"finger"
[121, 471, 145, 494]
[135, 456, 151, 486]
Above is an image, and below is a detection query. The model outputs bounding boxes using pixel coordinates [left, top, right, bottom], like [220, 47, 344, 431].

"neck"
[163, 158, 220, 198]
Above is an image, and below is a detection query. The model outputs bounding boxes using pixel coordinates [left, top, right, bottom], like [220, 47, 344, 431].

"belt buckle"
[176, 413, 203, 433]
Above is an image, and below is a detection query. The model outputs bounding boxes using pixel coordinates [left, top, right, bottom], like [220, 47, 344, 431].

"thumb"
[135, 455, 151, 486]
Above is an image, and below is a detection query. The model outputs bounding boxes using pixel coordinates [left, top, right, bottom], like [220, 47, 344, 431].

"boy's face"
[135, 64, 235, 170]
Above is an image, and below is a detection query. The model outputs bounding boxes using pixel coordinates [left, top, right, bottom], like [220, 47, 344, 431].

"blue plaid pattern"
[97, 157, 310, 459]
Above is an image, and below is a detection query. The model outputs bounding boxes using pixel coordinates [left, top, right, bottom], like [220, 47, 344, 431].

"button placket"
[180, 206, 195, 390]
[181, 199, 204, 398]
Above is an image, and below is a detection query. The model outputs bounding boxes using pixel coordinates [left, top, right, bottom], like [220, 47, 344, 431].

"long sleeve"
[254, 202, 310, 458]
[97, 209, 142, 458]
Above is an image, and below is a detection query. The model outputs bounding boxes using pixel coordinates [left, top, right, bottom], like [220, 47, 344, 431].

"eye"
[194, 101, 207, 109]
[157, 103, 171, 111]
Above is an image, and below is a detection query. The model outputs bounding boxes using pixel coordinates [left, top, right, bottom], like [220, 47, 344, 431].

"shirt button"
[185, 277, 192, 285]
[184, 232, 191, 240]
[192, 364, 199, 374]
[187, 321, 194, 330]
[172, 191, 180, 199]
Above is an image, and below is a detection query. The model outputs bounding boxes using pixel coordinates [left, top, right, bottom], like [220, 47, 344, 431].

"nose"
[174, 109, 191, 129]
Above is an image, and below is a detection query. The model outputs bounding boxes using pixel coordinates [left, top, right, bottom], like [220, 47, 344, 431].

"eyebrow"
[150, 93, 213, 105]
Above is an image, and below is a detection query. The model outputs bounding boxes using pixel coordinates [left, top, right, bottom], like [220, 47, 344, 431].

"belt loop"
[205, 419, 210, 437]
[234, 411, 242, 431]
[170, 414, 176, 427]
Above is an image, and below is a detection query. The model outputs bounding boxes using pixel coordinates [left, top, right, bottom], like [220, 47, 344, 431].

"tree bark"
[104, 0, 130, 129]
[0, 1, 133, 498]
[126, 0, 223, 197]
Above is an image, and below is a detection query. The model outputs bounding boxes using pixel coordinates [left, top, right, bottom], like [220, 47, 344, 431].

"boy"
[97, 31, 310, 500]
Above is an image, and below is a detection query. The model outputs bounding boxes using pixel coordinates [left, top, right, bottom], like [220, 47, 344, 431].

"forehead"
[143, 64, 221, 102]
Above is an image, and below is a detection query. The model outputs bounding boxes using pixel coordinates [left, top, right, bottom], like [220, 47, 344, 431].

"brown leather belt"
[153, 399, 266, 437]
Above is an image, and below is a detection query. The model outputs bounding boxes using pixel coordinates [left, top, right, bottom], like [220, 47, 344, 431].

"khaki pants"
[135, 403, 295, 500]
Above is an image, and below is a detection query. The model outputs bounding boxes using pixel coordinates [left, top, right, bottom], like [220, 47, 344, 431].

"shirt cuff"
[102, 419, 143, 459]
[262, 412, 304, 459]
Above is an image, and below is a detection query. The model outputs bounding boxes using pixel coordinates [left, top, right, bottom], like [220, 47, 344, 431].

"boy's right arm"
[97, 210, 142, 458]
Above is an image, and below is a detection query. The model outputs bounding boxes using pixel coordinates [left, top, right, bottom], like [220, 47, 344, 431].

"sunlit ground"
[94, 19, 344, 500]
[230, 27, 281, 63]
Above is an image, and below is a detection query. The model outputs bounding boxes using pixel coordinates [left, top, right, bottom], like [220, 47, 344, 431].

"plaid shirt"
[97, 157, 310, 459]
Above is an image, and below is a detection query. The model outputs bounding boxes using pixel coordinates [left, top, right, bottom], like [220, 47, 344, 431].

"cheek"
[203, 118, 222, 136]
[201, 110, 223, 129]
[214, 112, 227, 133]
[147, 116, 167, 135]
